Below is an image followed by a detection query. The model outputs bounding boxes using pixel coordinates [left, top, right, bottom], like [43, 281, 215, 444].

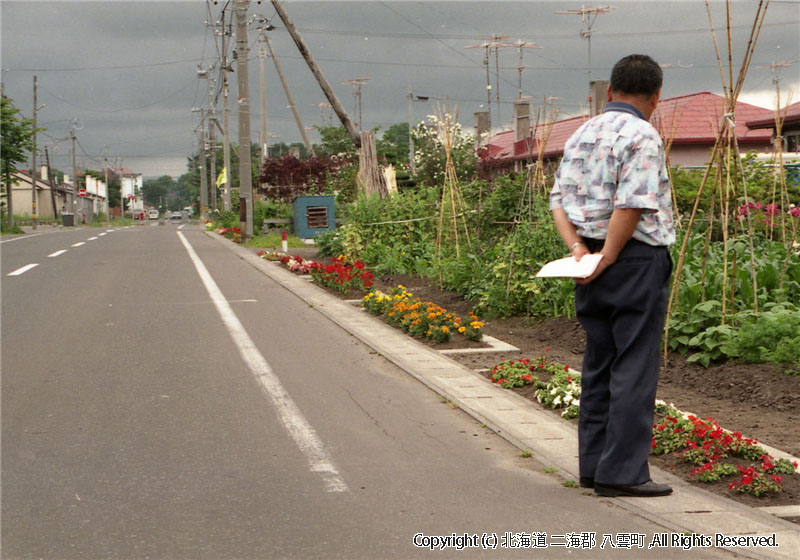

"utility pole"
[198, 109, 209, 221]
[103, 153, 109, 222]
[71, 124, 78, 220]
[264, 33, 313, 155]
[220, 3, 233, 212]
[31, 76, 39, 230]
[258, 30, 269, 164]
[234, 0, 254, 240]
[344, 78, 370, 133]
[271, 0, 361, 147]
[207, 70, 217, 216]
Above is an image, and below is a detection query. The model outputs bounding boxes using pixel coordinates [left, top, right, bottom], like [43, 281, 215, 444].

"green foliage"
[0, 222, 24, 234]
[213, 210, 239, 229]
[1, 95, 35, 224]
[671, 153, 800, 218]
[315, 125, 357, 157]
[253, 199, 291, 225]
[243, 232, 306, 249]
[471, 222, 572, 319]
[376, 122, 411, 168]
[314, 228, 345, 257]
[669, 230, 800, 371]
[720, 304, 800, 372]
[341, 189, 438, 266]
[687, 323, 736, 367]
[1, 96, 34, 176]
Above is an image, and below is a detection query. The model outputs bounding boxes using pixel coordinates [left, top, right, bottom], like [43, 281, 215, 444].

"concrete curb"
[209, 231, 800, 560]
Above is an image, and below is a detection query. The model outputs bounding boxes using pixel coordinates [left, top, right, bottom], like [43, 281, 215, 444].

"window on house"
[785, 132, 799, 153]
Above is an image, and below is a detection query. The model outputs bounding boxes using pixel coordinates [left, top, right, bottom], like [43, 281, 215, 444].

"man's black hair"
[610, 54, 663, 97]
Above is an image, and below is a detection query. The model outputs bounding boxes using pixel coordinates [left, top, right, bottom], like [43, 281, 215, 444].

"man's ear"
[607, 85, 613, 103]
[649, 89, 662, 110]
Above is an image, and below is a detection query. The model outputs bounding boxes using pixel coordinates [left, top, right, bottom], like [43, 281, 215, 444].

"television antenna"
[556, 6, 614, 101]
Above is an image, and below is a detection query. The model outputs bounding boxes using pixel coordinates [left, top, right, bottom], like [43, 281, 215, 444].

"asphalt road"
[1, 224, 731, 559]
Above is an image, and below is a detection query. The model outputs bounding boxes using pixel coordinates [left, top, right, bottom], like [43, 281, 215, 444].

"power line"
[289, 19, 799, 41]
[39, 81, 196, 114]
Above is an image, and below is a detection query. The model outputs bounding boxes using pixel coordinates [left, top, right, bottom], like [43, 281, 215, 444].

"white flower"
[564, 394, 573, 405]
[553, 396, 562, 406]
[573, 399, 580, 407]
[550, 388, 558, 396]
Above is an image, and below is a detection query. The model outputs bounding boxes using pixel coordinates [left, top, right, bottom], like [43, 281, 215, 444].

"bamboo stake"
[663, 0, 770, 358]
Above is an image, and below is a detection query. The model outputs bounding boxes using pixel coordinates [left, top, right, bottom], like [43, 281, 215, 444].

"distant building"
[105, 166, 144, 213]
[9, 169, 68, 219]
[745, 101, 800, 153]
[479, 92, 775, 173]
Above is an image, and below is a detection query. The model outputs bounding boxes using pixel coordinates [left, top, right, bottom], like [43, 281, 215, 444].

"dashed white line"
[99, 233, 107, 236]
[48, 250, 68, 258]
[88, 236, 99, 241]
[7, 263, 39, 276]
[71, 242, 85, 247]
[177, 231, 348, 493]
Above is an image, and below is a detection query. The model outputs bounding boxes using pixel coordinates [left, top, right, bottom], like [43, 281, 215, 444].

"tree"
[1, 95, 35, 227]
[142, 175, 173, 209]
[315, 124, 357, 157]
[377, 122, 411, 167]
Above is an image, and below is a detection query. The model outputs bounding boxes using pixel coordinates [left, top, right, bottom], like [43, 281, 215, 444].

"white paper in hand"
[536, 254, 604, 279]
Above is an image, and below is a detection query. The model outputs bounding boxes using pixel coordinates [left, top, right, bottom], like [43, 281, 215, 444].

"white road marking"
[7, 263, 39, 276]
[71, 242, 85, 247]
[48, 250, 68, 258]
[87, 236, 99, 241]
[0, 233, 45, 244]
[177, 231, 348, 493]
[178, 224, 186, 230]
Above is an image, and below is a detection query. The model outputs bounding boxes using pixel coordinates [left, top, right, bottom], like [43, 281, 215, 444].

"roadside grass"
[244, 232, 308, 249]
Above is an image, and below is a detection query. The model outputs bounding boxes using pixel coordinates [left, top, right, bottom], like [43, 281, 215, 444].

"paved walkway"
[213, 232, 799, 560]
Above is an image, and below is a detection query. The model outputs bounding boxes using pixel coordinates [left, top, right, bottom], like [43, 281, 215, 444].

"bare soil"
[262, 247, 800, 509]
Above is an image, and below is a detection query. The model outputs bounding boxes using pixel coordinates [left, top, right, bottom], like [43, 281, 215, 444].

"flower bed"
[215, 226, 242, 243]
[257, 251, 374, 293]
[652, 402, 798, 497]
[362, 285, 484, 343]
[488, 355, 799, 497]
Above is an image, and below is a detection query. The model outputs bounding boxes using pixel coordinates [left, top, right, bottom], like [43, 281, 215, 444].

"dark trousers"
[575, 238, 672, 486]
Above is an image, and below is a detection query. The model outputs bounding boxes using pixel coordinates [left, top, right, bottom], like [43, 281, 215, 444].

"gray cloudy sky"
[2, 0, 799, 179]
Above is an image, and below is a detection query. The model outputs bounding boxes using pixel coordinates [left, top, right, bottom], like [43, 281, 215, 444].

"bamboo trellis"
[663, 0, 775, 360]
[434, 102, 472, 285]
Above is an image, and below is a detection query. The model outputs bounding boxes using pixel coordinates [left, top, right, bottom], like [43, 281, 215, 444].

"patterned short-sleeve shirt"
[549, 102, 676, 246]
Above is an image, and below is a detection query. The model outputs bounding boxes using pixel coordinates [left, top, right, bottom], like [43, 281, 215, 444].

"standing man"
[549, 54, 676, 497]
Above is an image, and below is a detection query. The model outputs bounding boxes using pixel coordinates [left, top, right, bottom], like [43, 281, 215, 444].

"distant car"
[148, 209, 159, 220]
[169, 211, 183, 222]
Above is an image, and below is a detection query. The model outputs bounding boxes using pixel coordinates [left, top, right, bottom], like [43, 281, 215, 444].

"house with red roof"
[745, 101, 800, 153]
[479, 92, 775, 172]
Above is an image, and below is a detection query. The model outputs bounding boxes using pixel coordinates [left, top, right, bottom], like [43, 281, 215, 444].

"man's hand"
[574, 250, 611, 285]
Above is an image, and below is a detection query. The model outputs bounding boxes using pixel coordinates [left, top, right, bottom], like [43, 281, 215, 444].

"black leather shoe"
[579, 477, 594, 488]
[594, 480, 673, 497]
